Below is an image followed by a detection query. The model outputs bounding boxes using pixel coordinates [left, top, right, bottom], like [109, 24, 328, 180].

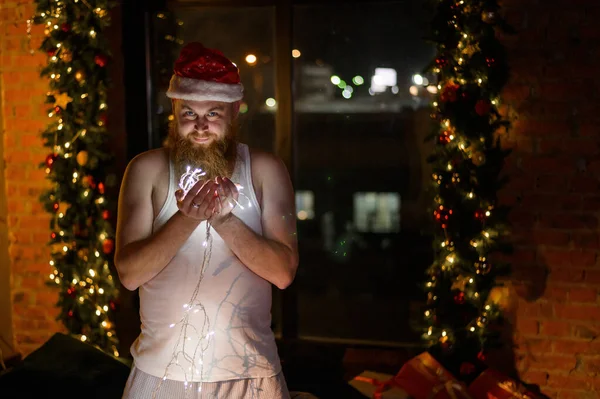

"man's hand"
[211, 176, 239, 227]
[175, 179, 219, 221]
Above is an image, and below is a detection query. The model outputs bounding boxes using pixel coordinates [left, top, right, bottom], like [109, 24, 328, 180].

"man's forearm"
[115, 211, 201, 290]
[212, 215, 297, 289]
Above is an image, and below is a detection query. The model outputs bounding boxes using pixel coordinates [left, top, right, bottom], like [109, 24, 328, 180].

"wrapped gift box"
[349, 370, 411, 399]
[394, 352, 472, 399]
[469, 369, 541, 399]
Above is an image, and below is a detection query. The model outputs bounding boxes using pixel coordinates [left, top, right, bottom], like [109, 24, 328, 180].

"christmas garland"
[424, 0, 514, 368]
[32, 0, 119, 355]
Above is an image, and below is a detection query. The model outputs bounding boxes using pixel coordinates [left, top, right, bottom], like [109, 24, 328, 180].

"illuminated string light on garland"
[423, 0, 514, 365]
[31, 0, 119, 355]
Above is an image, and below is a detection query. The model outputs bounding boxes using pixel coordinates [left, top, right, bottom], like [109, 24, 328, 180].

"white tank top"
[130, 143, 281, 382]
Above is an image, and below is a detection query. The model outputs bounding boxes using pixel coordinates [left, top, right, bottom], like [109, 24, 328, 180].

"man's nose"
[194, 117, 209, 131]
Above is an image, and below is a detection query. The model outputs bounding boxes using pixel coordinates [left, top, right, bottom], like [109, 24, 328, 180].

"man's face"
[170, 99, 238, 180]
[174, 99, 234, 145]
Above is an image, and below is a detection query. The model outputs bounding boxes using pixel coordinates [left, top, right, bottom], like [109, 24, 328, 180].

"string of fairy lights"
[152, 167, 252, 396]
[30, 0, 119, 355]
[424, 0, 511, 357]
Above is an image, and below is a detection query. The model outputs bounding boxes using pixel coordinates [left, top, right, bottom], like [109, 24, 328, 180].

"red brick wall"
[500, 1, 600, 397]
[0, 1, 64, 356]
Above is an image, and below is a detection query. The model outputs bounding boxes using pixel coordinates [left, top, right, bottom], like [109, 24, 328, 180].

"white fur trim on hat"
[166, 75, 244, 102]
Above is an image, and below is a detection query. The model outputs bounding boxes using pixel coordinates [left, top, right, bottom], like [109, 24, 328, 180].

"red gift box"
[394, 352, 472, 399]
[349, 371, 410, 399]
[469, 369, 540, 399]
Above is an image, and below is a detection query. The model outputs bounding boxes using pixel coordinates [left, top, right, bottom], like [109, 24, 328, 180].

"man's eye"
[207, 112, 219, 118]
[184, 111, 196, 117]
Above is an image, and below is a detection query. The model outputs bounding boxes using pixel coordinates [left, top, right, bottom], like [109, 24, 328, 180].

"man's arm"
[114, 152, 211, 291]
[212, 153, 298, 289]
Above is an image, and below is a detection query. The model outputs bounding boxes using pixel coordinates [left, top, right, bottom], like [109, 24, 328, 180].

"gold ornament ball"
[75, 71, 85, 81]
[60, 50, 72, 62]
[95, 8, 108, 18]
[76, 151, 89, 166]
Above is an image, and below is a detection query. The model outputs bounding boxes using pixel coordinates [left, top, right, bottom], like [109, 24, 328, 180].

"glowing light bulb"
[179, 166, 206, 195]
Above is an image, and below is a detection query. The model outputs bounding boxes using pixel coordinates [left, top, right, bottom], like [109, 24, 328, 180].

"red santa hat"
[167, 42, 244, 103]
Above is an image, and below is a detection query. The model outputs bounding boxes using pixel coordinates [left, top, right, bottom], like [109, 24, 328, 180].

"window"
[292, 2, 435, 344]
[354, 192, 401, 233]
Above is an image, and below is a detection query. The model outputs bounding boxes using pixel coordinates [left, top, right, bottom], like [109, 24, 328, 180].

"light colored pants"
[121, 364, 291, 399]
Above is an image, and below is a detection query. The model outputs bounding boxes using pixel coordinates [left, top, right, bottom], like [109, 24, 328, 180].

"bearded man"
[116, 42, 297, 399]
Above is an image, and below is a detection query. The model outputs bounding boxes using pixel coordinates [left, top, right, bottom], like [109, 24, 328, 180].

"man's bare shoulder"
[248, 147, 288, 174]
[128, 147, 169, 170]
[125, 147, 169, 178]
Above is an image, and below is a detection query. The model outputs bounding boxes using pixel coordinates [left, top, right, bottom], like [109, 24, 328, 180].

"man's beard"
[168, 122, 238, 182]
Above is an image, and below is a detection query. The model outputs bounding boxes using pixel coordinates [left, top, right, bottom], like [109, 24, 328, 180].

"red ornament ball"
[67, 287, 76, 297]
[433, 205, 453, 229]
[68, 310, 74, 317]
[52, 202, 59, 212]
[485, 57, 496, 67]
[454, 291, 466, 304]
[439, 130, 452, 144]
[47, 49, 57, 57]
[102, 238, 114, 254]
[61, 23, 71, 32]
[94, 54, 108, 67]
[109, 300, 117, 311]
[475, 99, 491, 116]
[435, 57, 448, 68]
[98, 182, 105, 194]
[45, 153, 57, 168]
[440, 82, 460, 102]
[102, 210, 110, 220]
[54, 106, 61, 114]
[477, 351, 486, 361]
[51, 232, 57, 239]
